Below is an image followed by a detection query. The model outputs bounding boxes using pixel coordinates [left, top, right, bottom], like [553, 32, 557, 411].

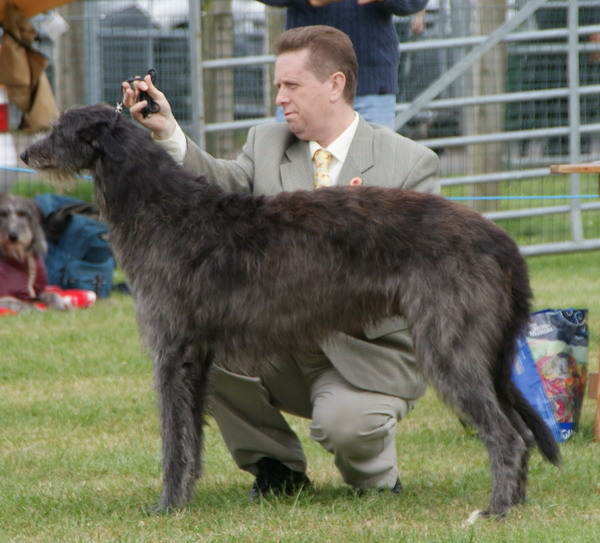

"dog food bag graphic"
[513, 309, 588, 442]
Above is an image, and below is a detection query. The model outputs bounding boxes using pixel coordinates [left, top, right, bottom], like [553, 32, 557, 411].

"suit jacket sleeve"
[182, 128, 258, 194]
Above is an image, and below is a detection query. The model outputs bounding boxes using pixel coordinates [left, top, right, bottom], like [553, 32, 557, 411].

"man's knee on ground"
[310, 398, 396, 458]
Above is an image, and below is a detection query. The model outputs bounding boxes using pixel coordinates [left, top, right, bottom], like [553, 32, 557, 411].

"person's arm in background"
[588, 8, 600, 64]
[256, 0, 429, 16]
[410, 9, 426, 35]
[355, 0, 429, 15]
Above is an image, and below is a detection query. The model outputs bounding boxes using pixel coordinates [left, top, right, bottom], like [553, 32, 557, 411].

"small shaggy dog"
[21, 104, 559, 519]
[0, 194, 67, 312]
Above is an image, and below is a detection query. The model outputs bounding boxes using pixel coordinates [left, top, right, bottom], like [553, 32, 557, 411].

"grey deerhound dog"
[22, 104, 559, 520]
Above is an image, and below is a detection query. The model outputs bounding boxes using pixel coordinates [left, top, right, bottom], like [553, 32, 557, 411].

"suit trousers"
[211, 346, 415, 491]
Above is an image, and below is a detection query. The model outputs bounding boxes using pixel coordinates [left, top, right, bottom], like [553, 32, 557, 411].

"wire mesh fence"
[1, 0, 599, 254]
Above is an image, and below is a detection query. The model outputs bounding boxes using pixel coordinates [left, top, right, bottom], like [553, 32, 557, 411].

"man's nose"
[275, 88, 288, 106]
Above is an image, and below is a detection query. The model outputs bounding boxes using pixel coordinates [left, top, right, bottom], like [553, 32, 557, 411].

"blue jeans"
[275, 94, 397, 130]
[354, 94, 397, 129]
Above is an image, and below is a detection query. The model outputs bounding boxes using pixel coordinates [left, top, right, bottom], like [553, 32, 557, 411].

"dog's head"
[0, 194, 47, 261]
[20, 104, 126, 180]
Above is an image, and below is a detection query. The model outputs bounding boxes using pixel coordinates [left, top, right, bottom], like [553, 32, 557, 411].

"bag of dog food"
[34, 194, 115, 298]
[513, 308, 588, 442]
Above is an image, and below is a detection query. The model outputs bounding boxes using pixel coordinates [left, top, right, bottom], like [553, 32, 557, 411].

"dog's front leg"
[153, 343, 214, 512]
[39, 290, 70, 311]
[0, 296, 41, 313]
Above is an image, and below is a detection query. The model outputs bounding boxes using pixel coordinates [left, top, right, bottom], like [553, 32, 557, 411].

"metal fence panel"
[1, 0, 599, 255]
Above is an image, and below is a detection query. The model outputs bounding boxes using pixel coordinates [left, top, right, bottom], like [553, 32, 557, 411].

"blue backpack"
[34, 194, 115, 298]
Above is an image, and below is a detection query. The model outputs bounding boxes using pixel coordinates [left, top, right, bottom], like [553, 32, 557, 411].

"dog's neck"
[1, 243, 30, 262]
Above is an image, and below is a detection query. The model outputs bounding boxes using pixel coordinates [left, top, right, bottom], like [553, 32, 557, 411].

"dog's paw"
[464, 508, 508, 526]
[464, 509, 484, 526]
[0, 296, 37, 313]
[39, 291, 70, 311]
[142, 504, 169, 516]
[142, 502, 179, 516]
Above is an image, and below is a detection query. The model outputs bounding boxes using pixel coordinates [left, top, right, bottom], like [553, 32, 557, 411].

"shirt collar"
[309, 112, 359, 163]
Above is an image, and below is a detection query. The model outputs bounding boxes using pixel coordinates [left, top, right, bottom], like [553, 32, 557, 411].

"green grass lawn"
[1, 252, 599, 542]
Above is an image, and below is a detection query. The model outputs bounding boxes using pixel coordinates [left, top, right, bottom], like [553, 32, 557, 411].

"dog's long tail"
[497, 257, 561, 466]
[510, 382, 561, 466]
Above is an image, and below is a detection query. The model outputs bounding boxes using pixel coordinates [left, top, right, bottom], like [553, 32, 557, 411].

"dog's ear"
[28, 200, 48, 256]
[80, 122, 126, 163]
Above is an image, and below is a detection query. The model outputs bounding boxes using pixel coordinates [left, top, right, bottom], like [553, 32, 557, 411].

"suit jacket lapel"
[339, 118, 375, 186]
[280, 139, 313, 192]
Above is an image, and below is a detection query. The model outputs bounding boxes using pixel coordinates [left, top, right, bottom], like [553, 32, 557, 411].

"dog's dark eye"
[0, 210, 8, 218]
[17, 210, 29, 218]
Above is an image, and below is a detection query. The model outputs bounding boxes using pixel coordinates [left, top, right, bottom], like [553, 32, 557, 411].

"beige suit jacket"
[182, 117, 440, 399]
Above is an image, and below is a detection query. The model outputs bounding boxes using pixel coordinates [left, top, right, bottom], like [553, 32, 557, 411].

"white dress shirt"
[153, 123, 187, 165]
[308, 112, 359, 186]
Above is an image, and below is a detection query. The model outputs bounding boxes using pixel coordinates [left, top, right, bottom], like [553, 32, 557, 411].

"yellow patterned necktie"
[313, 148, 333, 189]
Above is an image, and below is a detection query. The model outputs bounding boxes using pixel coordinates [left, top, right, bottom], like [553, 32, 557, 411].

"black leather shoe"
[390, 477, 403, 495]
[356, 477, 403, 496]
[248, 457, 311, 501]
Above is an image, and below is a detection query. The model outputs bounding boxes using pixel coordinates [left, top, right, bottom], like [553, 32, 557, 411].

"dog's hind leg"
[500, 402, 535, 506]
[417, 343, 527, 519]
[457, 391, 526, 518]
[153, 342, 214, 512]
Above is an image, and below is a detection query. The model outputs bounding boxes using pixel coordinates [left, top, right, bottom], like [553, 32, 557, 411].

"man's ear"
[79, 122, 126, 163]
[329, 71, 347, 103]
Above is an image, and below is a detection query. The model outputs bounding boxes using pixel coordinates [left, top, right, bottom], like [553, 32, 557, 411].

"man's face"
[274, 49, 335, 141]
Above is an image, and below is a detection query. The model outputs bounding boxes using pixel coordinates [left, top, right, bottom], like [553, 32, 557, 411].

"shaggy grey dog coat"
[22, 104, 559, 519]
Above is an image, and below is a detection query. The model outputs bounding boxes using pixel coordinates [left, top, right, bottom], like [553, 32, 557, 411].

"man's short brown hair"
[273, 25, 358, 105]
